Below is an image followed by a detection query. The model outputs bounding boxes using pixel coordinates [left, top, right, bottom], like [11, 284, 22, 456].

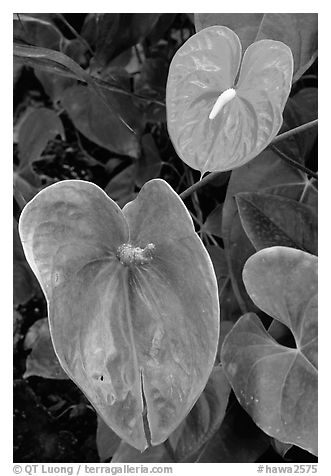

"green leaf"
[13, 219, 39, 306]
[166, 26, 293, 174]
[84, 14, 160, 71]
[279, 88, 318, 162]
[18, 107, 65, 169]
[222, 148, 304, 314]
[19, 179, 220, 451]
[13, 173, 38, 211]
[146, 14, 177, 44]
[61, 85, 140, 158]
[168, 365, 231, 462]
[24, 318, 69, 380]
[105, 164, 137, 207]
[271, 438, 293, 458]
[135, 57, 168, 96]
[194, 13, 317, 82]
[236, 192, 318, 255]
[135, 134, 162, 188]
[34, 68, 75, 104]
[14, 43, 135, 133]
[206, 246, 241, 322]
[201, 204, 223, 238]
[14, 14, 62, 50]
[221, 246, 317, 455]
[262, 179, 318, 211]
[96, 415, 120, 462]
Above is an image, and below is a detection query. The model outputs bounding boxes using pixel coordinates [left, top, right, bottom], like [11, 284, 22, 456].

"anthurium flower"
[166, 26, 293, 175]
[18, 179, 220, 451]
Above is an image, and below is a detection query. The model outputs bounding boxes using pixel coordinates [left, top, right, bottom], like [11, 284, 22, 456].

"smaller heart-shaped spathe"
[166, 26, 293, 174]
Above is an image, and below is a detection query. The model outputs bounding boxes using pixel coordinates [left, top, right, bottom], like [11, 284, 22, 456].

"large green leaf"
[236, 192, 318, 255]
[221, 247, 317, 455]
[14, 43, 135, 133]
[14, 13, 62, 50]
[19, 179, 220, 451]
[221, 148, 306, 314]
[166, 26, 293, 174]
[61, 85, 140, 158]
[194, 14, 317, 82]
[82, 14, 160, 70]
[18, 107, 65, 169]
[278, 88, 318, 162]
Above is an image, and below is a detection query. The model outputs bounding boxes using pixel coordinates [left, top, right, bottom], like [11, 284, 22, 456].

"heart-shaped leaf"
[166, 26, 293, 174]
[18, 179, 220, 451]
[221, 246, 317, 455]
[236, 192, 318, 255]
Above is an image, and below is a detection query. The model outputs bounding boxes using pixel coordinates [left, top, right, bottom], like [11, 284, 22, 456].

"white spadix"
[209, 88, 237, 120]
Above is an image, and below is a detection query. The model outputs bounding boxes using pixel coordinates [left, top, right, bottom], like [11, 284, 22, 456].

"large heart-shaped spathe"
[166, 26, 293, 174]
[18, 179, 220, 451]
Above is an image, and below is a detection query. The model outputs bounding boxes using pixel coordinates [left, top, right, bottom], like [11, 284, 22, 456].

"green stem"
[179, 119, 318, 200]
[272, 119, 318, 144]
[56, 13, 94, 56]
[269, 145, 318, 179]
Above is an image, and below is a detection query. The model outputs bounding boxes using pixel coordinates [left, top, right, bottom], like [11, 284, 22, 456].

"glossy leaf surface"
[19, 179, 219, 451]
[236, 192, 318, 255]
[166, 26, 293, 174]
[221, 247, 317, 455]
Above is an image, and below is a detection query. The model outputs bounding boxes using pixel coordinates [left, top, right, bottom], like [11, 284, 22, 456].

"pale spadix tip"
[209, 88, 236, 120]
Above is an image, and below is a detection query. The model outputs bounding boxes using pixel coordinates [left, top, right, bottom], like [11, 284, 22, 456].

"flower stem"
[179, 119, 318, 200]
